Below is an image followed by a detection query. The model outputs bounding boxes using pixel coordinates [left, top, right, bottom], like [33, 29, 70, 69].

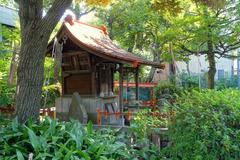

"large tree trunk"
[16, 32, 48, 123]
[15, 0, 72, 123]
[206, 20, 216, 89]
[169, 42, 176, 84]
[207, 40, 216, 89]
[207, 52, 216, 89]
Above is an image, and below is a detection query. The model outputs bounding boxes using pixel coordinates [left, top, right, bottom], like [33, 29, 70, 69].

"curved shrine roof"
[48, 18, 164, 68]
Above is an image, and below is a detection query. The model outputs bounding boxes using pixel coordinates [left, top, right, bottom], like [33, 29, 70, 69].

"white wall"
[177, 55, 233, 78]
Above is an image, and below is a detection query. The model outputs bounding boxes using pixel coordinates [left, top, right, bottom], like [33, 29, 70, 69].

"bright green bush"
[0, 118, 161, 160]
[131, 109, 168, 139]
[41, 84, 61, 107]
[0, 54, 15, 106]
[0, 81, 15, 106]
[164, 89, 240, 159]
[0, 54, 58, 107]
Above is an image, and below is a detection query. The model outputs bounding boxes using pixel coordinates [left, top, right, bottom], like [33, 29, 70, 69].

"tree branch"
[180, 44, 207, 55]
[79, 7, 95, 18]
[217, 41, 240, 54]
[41, 0, 73, 33]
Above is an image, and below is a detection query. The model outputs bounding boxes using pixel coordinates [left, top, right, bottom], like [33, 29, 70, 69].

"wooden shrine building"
[47, 15, 164, 125]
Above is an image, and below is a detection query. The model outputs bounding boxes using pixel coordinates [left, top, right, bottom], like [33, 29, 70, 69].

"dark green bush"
[154, 81, 182, 105]
[215, 75, 238, 90]
[178, 72, 208, 89]
[164, 89, 240, 159]
[0, 118, 161, 160]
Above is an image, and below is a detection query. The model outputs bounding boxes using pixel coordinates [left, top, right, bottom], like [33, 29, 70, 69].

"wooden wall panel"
[65, 74, 92, 95]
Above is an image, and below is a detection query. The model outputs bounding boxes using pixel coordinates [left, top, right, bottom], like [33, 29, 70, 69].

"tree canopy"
[166, 0, 240, 88]
[94, 0, 240, 88]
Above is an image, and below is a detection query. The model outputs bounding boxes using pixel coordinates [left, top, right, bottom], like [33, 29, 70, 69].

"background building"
[0, 5, 18, 41]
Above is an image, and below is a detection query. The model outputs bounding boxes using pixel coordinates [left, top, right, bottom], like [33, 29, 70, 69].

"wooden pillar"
[119, 64, 124, 125]
[91, 71, 96, 96]
[108, 66, 112, 95]
[62, 75, 65, 95]
[111, 67, 114, 92]
[135, 67, 139, 100]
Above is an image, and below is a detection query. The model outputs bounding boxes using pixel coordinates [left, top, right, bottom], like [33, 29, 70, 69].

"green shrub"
[131, 109, 168, 140]
[0, 83, 60, 108]
[215, 75, 238, 90]
[0, 54, 15, 106]
[178, 72, 208, 89]
[0, 54, 57, 107]
[0, 81, 15, 106]
[164, 89, 240, 159]
[154, 81, 182, 105]
[41, 84, 61, 107]
[0, 118, 161, 160]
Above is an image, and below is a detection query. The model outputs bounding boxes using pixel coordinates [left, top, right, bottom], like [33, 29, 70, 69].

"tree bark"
[186, 61, 190, 75]
[206, 20, 216, 89]
[8, 43, 20, 86]
[169, 42, 176, 84]
[146, 43, 161, 82]
[15, 0, 72, 123]
[207, 40, 216, 89]
[53, 41, 63, 83]
[207, 52, 216, 89]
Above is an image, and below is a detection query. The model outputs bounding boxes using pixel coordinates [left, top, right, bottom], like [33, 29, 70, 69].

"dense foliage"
[0, 118, 160, 160]
[154, 81, 182, 105]
[41, 84, 61, 108]
[0, 54, 59, 107]
[131, 109, 168, 139]
[0, 54, 15, 106]
[164, 89, 240, 159]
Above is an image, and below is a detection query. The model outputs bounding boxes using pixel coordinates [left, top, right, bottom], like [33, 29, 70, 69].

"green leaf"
[16, 150, 24, 160]
[11, 118, 18, 132]
[26, 127, 40, 151]
[76, 150, 91, 160]
[87, 121, 93, 135]
[64, 150, 73, 160]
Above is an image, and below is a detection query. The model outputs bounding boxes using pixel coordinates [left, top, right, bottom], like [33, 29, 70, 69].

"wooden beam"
[62, 76, 65, 95]
[63, 51, 88, 57]
[72, 56, 80, 70]
[119, 64, 124, 125]
[63, 70, 91, 74]
[91, 66, 96, 96]
[108, 68, 112, 95]
[62, 72, 70, 77]
[61, 63, 71, 67]
[111, 68, 114, 92]
[135, 67, 139, 101]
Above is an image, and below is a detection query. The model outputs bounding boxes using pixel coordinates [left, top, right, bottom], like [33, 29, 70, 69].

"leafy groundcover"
[164, 89, 240, 159]
[0, 118, 160, 160]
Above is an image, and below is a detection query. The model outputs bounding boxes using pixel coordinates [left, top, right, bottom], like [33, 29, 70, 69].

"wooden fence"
[39, 107, 56, 120]
[0, 106, 56, 120]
